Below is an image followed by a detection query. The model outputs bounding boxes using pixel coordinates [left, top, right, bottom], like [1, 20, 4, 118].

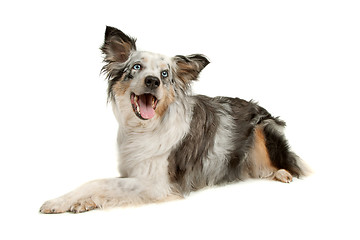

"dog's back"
[168, 95, 308, 194]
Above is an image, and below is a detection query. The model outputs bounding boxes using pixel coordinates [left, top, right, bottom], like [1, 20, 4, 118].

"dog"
[40, 26, 309, 214]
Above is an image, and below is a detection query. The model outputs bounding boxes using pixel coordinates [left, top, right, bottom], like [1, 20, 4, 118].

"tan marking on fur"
[140, 57, 148, 63]
[159, 63, 168, 70]
[155, 87, 175, 118]
[108, 39, 133, 63]
[176, 62, 198, 83]
[112, 75, 130, 96]
[247, 127, 277, 178]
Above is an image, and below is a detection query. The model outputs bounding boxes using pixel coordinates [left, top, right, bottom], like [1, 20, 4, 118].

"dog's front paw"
[40, 197, 70, 214]
[40, 197, 99, 214]
[69, 198, 98, 213]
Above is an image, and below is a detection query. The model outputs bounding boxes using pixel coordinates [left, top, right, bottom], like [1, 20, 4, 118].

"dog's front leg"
[40, 178, 166, 213]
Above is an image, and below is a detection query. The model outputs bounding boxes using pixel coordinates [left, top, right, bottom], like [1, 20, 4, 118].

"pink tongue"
[138, 95, 155, 119]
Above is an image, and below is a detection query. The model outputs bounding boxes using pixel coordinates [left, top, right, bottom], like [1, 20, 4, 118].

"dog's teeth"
[152, 97, 157, 109]
[134, 95, 140, 113]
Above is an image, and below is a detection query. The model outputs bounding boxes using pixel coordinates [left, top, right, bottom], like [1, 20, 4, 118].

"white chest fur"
[113, 99, 193, 180]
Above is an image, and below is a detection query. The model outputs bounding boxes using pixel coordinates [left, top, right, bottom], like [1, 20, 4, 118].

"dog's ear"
[101, 26, 137, 63]
[174, 54, 210, 83]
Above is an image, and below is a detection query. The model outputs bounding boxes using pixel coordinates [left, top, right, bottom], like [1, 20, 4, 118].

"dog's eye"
[133, 64, 142, 70]
[161, 70, 168, 78]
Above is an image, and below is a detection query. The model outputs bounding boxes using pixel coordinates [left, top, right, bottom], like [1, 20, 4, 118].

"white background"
[1, 0, 359, 239]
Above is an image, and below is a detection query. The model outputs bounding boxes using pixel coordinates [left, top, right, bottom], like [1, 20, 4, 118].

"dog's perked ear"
[101, 26, 137, 63]
[174, 54, 210, 83]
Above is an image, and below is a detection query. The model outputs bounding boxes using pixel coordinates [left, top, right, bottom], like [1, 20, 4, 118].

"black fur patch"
[103, 26, 137, 51]
[168, 95, 221, 193]
[263, 126, 302, 177]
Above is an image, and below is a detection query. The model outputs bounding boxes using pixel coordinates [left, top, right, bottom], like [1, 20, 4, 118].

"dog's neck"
[115, 95, 193, 151]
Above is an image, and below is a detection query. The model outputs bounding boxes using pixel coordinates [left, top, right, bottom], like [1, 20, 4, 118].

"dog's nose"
[144, 76, 160, 90]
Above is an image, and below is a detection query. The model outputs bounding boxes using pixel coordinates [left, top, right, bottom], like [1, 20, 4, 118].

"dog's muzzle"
[130, 76, 161, 120]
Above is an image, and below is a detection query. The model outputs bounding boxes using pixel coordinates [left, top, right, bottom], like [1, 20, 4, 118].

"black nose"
[144, 76, 160, 90]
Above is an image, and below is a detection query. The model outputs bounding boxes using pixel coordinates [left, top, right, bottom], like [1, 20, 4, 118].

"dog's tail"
[262, 119, 311, 178]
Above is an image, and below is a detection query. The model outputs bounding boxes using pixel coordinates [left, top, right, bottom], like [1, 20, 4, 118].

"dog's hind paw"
[274, 169, 293, 183]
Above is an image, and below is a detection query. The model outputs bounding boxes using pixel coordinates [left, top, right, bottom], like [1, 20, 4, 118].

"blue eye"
[133, 64, 141, 70]
[161, 70, 168, 78]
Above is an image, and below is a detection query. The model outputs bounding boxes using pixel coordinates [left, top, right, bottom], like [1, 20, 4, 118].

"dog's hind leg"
[262, 119, 310, 180]
[246, 126, 278, 180]
[247, 122, 309, 183]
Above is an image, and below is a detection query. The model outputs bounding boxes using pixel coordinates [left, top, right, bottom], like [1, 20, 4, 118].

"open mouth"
[130, 93, 158, 120]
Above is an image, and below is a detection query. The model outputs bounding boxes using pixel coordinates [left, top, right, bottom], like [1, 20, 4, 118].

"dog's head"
[101, 26, 209, 121]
